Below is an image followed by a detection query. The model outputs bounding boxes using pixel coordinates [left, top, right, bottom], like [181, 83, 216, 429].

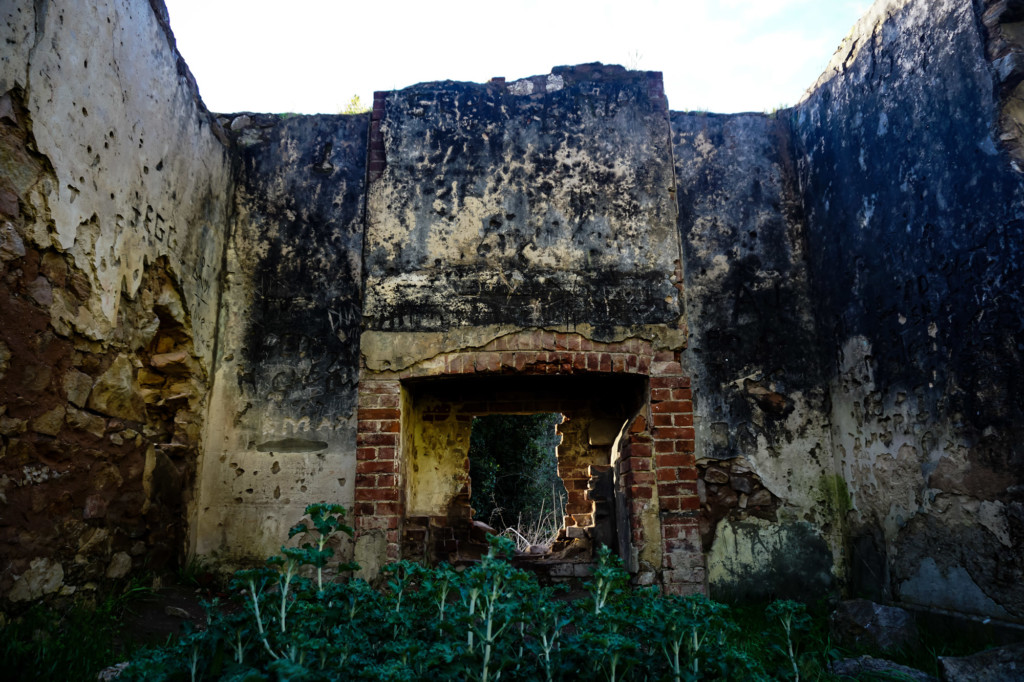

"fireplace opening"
[398, 373, 648, 570]
[467, 413, 565, 552]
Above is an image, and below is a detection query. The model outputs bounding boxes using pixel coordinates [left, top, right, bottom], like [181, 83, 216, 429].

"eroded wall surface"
[195, 113, 368, 564]
[363, 64, 683, 338]
[792, 0, 1024, 619]
[672, 112, 840, 600]
[0, 0, 231, 600]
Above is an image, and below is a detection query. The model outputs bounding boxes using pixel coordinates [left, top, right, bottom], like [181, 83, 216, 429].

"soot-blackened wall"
[792, 0, 1024, 619]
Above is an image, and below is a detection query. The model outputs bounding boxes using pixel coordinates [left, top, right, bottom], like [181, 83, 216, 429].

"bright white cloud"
[163, 0, 873, 114]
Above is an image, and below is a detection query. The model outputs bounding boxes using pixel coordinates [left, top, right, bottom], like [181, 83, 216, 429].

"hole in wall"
[467, 413, 565, 552]
[400, 373, 646, 570]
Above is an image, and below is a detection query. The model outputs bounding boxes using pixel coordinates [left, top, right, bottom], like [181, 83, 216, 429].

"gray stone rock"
[66, 406, 106, 438]
[26, 276, 52, 306]
[831, 655, 936, 681]
[830, 599, 919, 652]
[31, 405, 65, 436]
[705, 467, 730, 484]
[0, 340, 9, 380]
[8, 558, 64, 601]
[105, 552, 132, 579]
[939, 643, 1024, 682]
[63, 369, 93, 407]
[87, 355, 145, 421]
[0, 222, 26, 261]
[730, 475, 754, 495]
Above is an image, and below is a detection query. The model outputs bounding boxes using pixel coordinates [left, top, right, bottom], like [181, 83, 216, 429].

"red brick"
[357, 432, 397, 447]
[637, 356, 651, 374]
[357, 460, 397, 474]
[580, 336, 594, 351]
[355, 487, 398, 502]
[657, 468, 678, 482]
[628, 443, 652, 457]
[359, 407, 400, 421]
[629, 456, 652, 471]
[658, 482, 694, 497]
[651, 401, 693, 414]
[375, 502, 402, 516]
[630, 415, 648, 433]
[612, 355, 626, 373]
[650, 376, 687, 389]
[626, 354, 638, 371]
[363, 381, 400, 394]
[479, 353, 501, 372]
[673, 413, 694, 427]
[626, 471, 656, 486]
[677, 467, 698, 481]
[653, 413, 673, 427]
[357, 447, 377, 461]
[386, 544, 401, 560]
[379, 419, 400, 433]
[653, 427, 695, 440]
[567, 490, 589, 507]
[572, 353, 587, 371]
[680, 496, 700, 510]
[554, 332, 568, 350]
[654, 440, 676, 453]
[630, 485, 653, 499]
[355, 473, 377, 488]
[354, 502, 374, 516]
[660, 496, 682, 511]
[652, 361, 684, 375]
[376, 474, 397, 488]
[656, 453, 694, 468]
[653, 350, 676, 362]
[599, 353, 612, 372]
[679, 439, 695, 453]
[375, 447, 396, 460]
[672, 388, 693, 400]
[675, 482, 699, 496]
[499, 352, 515, 370]
[567, 335, 582, 351]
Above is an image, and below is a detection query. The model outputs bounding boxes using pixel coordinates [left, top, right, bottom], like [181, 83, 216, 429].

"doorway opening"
[467, 413, 565, 553]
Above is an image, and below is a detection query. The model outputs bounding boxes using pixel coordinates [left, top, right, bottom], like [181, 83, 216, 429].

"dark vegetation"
[1, 503, 1000, 681]
[468, 413, 565, 535]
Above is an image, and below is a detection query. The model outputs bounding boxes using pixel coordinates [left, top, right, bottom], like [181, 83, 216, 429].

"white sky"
[163, 0, 872, 115]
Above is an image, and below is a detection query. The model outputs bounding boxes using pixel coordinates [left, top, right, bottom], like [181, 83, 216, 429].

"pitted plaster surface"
[1, 0, 230, 363]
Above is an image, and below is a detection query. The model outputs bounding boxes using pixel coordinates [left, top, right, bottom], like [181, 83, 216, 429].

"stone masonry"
[0, 0, 1022, 624]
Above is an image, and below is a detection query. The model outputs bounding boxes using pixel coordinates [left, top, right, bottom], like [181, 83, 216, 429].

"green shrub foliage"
[468, 413, 564, 531]
[121, 504, 818, 681]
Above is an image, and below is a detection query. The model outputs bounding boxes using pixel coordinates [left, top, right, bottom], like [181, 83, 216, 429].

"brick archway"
[354, 331, 704, 594]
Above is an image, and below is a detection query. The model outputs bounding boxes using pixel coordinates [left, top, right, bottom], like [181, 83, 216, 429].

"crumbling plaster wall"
[792, 0, 1024, 620]
[363, 65, 684, 341]
[0, 0, 231, 600]
[672, 112, 840, 600]
[195, 113, 368, 564]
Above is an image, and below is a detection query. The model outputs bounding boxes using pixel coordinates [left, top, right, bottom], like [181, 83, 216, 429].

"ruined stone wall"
[5, 0, 1022, 625]
[195, 113, 368, 564]
[792, 0, 1024, 620]
[672, 112, 839, 600]
[363, 65, 683, 338]
[0, 0, 231, 600]
[355, 66, 702, 592]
